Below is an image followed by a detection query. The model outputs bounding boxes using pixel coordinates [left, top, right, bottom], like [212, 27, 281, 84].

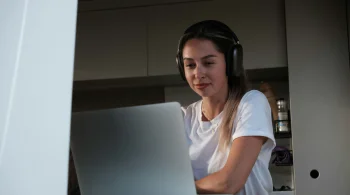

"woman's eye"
[185, 64, 196, 68]
[205, 62, 214, 66]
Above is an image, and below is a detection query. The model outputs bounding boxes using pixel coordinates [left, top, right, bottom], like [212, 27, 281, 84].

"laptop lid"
[70, 102, 196, 195]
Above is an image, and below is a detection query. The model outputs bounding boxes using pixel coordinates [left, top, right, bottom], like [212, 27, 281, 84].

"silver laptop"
[70, 102, 197, 195]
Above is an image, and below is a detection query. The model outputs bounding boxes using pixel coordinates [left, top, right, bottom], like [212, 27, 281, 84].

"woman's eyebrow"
[183, 55, 217, 61]
[183, 57, 193, 61]
[202, 54, 217, 59]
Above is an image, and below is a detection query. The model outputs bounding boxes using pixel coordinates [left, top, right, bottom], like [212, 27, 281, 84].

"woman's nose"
[194, 65, 205, 79]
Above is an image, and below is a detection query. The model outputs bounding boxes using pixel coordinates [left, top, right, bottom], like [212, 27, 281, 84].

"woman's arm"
[195, 136, 267, 194]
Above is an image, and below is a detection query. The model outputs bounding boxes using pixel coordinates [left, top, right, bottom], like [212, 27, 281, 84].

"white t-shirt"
[181, 90, 276, 195]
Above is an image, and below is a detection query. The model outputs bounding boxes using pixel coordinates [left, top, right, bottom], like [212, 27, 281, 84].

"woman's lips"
[194, 83, 210, 89]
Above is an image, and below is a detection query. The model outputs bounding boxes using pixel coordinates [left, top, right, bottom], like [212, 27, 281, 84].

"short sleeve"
[181, 106, 186, 118]
[231, 91, 276, 148]
[181, 105, 194, 146]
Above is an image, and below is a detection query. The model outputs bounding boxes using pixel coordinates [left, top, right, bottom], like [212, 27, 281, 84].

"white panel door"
[286, 0, 350, 194]
[0, 0, 77, 194]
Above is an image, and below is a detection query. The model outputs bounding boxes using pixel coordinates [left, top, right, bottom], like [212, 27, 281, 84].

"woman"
[176, 20, 276, 194]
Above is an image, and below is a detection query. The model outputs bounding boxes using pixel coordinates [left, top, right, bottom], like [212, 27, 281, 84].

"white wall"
[72, 87, 165, 112]
[0, 0, 77, 195]
[164, 85, 200, 107]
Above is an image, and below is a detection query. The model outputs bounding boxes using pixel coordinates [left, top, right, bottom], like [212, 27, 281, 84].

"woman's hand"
[195, 136, 266, 194]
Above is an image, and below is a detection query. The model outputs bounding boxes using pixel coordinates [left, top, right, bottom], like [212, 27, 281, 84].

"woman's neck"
[201, 90, 228, 121]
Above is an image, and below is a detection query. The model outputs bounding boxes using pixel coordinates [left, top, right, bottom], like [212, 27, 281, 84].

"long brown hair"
[177, 20, 249, 151]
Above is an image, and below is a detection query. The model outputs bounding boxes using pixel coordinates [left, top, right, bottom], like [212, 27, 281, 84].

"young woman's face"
[182, 38, 228, 98]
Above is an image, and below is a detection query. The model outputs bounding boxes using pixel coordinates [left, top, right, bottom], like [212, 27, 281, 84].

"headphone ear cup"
[176, 53, 186, 81]
[226, 45, 234, 77]
[232, 44, 243, 77]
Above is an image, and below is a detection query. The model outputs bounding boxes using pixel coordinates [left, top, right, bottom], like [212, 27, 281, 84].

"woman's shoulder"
[242, 89, 266, 100]
[240, 90, 269, 106]
[237, 90, 270, 114]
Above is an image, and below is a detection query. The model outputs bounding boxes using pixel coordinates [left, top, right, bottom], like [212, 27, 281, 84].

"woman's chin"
[195, 90, 212, 98]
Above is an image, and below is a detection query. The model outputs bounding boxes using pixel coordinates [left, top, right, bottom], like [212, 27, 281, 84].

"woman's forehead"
[182, 39, 220, 59]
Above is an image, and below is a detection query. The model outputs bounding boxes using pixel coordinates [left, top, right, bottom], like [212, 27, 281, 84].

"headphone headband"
[183, 20, 240, 44]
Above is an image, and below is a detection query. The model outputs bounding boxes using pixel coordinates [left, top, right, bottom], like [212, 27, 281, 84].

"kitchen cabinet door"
[74, 8, 148, 81]
[205, 0, 288, 70]
[147, 0, 287, 76]
[147, 1, 214, 76]
[78, 0, 199, 12]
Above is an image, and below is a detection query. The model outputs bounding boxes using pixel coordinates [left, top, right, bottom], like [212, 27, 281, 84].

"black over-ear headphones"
[176, 20, 243, 81]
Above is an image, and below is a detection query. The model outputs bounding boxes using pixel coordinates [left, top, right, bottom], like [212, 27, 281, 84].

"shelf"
[272, 191, 294, 195]
[73, 67, 289, 91]
[274, 132, 292, 139]
[270, 164, 293, 174]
